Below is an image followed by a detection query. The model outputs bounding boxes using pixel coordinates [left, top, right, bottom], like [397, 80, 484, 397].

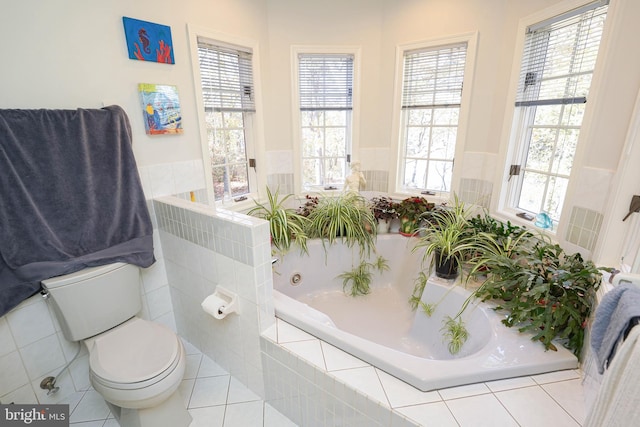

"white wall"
[0, 0, 269, 167]
[2, 0, 638, 220]
[0, 0, 270, 405]
[264, 0, 384, 153]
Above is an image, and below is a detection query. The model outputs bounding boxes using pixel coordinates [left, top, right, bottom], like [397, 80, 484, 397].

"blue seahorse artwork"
[122, 17, 175, 64]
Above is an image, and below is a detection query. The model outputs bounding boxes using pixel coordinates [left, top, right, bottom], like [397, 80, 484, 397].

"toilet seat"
[87, 318, 181, 389]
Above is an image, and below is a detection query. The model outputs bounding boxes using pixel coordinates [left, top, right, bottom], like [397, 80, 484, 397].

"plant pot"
[376, 219, 391, 234]
[400, 217, 418, 234]
[434, 251, 459, 280]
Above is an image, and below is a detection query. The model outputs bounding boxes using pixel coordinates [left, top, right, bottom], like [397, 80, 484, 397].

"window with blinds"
[399, 43, 468, 193]
[297, 53, 354, 190]
[197, 39, 256, 202]
[507, 1, 608, 223]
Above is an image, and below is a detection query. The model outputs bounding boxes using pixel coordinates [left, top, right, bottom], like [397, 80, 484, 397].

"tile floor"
[62, 320, 588, 426]
[64, 340, 296, 427]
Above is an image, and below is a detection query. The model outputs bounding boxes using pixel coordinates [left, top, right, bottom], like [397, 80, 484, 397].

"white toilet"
[41, 263, 192, 427]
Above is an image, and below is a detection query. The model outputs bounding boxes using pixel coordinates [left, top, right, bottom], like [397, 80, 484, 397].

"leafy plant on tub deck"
[468, 234, 601, 357]
[247, 187, 309, 257]
[395, 196, 434, 235]
[411, 204, 602, 358]
[304, 192, 377, 257]
[413, 195, 477, 281]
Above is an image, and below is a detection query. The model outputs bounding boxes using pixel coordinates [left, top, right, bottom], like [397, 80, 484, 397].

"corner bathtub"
[272, 234, 578, 391]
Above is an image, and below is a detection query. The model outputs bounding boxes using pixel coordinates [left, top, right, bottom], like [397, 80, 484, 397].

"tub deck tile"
[321, 341, 369, 371]
[264, 318, 588, 426]
[376, 369, 441, 408]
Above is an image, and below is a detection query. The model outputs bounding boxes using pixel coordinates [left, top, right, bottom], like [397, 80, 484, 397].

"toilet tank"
[41, 263, 142, 342]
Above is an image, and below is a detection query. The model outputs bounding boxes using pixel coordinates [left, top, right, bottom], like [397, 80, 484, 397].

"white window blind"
[398, 42, 467, 193]
[402, 43, 467, 109]
[506, 0, 608, 222]
[197, 40, 255, 112]
[298, 54, 354, 111]
[196, 38, 256, 202]
[515, 1, 608, 107]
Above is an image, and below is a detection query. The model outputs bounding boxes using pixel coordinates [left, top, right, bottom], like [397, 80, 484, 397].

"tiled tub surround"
[565, 206, 604, 252]
[262, 319, 587, 427]
[153, 196, 274, 397]
[459, 178, 493, 209]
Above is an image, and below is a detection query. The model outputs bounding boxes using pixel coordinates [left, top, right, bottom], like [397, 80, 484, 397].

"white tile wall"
[459, 178, 493, 208]
[154, 195, 273, 398]
[566, 206, 604, 252]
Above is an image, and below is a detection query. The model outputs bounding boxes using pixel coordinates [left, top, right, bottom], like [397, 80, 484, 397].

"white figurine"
[344, 161, 366, 193]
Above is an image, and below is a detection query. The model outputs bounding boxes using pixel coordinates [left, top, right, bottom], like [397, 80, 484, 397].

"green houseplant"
[413, 196, 476, 280]
[305, 192, 377, 256]
[395, 196, 434, 235]
[411, 208, 602, 357]
[370, 196, 398, 234]
[469, 235, 601, 357]
[247, 187, 310, 256]
[338, 256, 389, 296]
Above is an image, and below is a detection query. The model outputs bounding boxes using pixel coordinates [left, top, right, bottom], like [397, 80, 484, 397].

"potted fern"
[247, 187, 309, 256]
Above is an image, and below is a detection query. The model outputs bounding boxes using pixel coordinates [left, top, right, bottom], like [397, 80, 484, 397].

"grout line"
[441, 399, 463, 427]
[492, 388, 524, 427]
[539, 381, 583, 426]
[373, 367, 393, 409]
[318, 340, 328, 371]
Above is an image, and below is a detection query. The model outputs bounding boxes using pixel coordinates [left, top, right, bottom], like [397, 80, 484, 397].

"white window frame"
[390, 32, 478, 200]
[494, 0, 609, 232]
[187, 25, 266, 209]
[291, 46, 361, 194]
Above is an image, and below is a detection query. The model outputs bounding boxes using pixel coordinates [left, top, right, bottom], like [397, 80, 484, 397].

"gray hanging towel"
[0, 105, 154, 316]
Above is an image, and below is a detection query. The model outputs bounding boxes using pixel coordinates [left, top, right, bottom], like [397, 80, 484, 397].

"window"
[398, 42, 468, 194]
[296, 53, 355, 191]
[505, 1, 608, 222]
[196, 38, 257, 202]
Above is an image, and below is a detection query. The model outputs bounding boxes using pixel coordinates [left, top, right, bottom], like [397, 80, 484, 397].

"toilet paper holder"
[201, 286, 239, 319]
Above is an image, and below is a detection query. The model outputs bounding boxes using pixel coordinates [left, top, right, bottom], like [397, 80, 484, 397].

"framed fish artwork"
[138, 83, 183, 135]
[122, 17, 175, 64]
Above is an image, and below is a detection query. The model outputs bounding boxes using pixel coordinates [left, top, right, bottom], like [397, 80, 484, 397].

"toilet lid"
[89, 318, 180, 384]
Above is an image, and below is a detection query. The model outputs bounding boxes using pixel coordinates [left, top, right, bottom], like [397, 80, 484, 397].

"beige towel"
[585, 326, 640, 426]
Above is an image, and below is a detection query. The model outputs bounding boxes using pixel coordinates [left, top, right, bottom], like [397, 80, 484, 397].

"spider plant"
[413, 195, 477, 280]
[305, 192, 377, 256]
[247, 187, 309, 256]
[442, 316, 469, 355]
[409, 271, 429, 311]
[338, 256, 389, 297]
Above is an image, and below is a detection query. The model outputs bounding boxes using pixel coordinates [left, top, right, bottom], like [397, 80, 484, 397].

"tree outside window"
[507, 4, 608, 222]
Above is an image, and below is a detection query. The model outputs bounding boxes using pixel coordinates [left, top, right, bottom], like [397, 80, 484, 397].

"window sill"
[215, 196, 257, 214]
[492, 209, 558, 239]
